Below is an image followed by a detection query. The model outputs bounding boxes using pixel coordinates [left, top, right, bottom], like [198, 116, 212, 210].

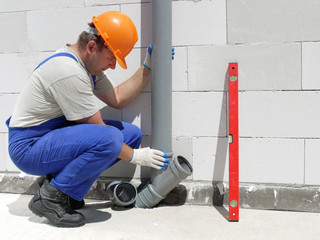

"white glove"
[143, 44, 152, 71]
[129, 147, 169, 170]
[142, 44, 175, 71]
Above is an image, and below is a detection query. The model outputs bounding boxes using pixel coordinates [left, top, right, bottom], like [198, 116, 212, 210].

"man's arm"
[95, 65, 151, 109]
[75, 110, 105, 125]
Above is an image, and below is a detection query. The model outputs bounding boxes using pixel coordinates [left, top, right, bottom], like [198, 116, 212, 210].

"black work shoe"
[37, 175, 85, 210]
[69, 197, 85, 210]
[29, 179, 85, 227]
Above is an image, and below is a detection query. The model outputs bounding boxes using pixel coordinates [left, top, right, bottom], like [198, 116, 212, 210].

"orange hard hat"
[92, 11, 138, 69]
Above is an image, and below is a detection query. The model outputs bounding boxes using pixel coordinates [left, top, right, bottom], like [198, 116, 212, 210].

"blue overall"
[6, 53, 142, 201]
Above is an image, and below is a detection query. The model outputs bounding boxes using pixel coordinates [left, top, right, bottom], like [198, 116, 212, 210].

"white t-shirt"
[9, 46, 114, 127]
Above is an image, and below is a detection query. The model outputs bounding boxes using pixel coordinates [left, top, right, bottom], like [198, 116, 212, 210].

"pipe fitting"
[135, 155, 193, 208]
[107, 181, 137, 207]
[134, 184, 165, 208]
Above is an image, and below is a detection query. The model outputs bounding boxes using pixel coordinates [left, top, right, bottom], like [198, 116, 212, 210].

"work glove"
[143, 44, 175, 71]
[129, 147, 170, 170]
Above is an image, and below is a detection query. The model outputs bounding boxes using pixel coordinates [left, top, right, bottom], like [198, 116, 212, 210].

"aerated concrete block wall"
[1, 0, 320, 211]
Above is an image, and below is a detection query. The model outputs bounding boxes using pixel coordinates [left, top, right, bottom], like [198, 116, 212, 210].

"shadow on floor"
[6, 193, 116, 225]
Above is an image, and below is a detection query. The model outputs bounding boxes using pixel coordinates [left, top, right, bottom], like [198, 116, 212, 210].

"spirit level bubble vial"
[228, 63, 239, 222]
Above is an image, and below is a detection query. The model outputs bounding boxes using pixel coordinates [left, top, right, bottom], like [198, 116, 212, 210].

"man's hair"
[78, 22, 106, 51]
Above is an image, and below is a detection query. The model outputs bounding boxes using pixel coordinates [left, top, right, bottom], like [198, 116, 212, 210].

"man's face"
[87, 43, 117, 76]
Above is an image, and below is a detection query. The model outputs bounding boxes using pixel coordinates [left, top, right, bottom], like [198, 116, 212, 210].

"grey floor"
[0, 193, 319, 240]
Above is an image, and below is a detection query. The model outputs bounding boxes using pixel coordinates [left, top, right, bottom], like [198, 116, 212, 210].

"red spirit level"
[228, 63, 239, 222]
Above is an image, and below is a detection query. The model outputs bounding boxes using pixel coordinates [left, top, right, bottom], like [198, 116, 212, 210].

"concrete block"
[99, 105, 122, 122]
[193, 137, 304, 184]
[4, 132, 20, 172]
[0, 12, 28, 53]
[2, 174, 320, 212]
[172, 136, 193, 166]
[139, 135, 152, 178]
[122, 92, 151, 136]
[0, 94, 19, 133]
[302, 42, 320, 90]
[173, 47, 188, 91]
[240, 138, 304, 184]
[228, 0, 320, 43]
[27, 6, 119, 52]
[193, 137, 228, 181]
[240, 91, 320, 138]
[85, 0, 149, 6]
[122, 3, 152, 48]
[173, 0, 226, 46]
[0, 133, 20, 172]
[172, 92, 227, 137]
[108, 46, 187, 92]
[188, 43, 301, 91]
[305, 140, 320, 185]
[100, 158, 140, 179]
[105, 48, 149, 91]
[0, 0, 84, 12]
[240, 184, 320, 212]
[106, 0, 227, 47]
[0, 134, 6, 171]
[172, 136, 193, 180]
[0, 52, 53, 93]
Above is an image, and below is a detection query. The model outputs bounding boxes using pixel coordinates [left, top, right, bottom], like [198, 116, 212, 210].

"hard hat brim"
[115, 55, 127, 69]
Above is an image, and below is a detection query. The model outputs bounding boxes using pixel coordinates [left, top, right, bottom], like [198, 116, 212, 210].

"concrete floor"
[0, 193, 319, 240]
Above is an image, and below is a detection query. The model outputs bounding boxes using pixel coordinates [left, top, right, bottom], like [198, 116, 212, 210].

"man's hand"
[143, 44, 175, 71]
[129, 147, 170, 170]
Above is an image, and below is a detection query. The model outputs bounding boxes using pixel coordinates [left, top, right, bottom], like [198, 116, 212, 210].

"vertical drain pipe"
[150, 0, 173, 182]
[135, 0, 193, 208]
[151, 0, 173, 157]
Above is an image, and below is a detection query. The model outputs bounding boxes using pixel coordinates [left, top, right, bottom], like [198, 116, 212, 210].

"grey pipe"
[150, 0, 173, 189]
[151, 0, 172, 156]
[135, 0, 193, 208]
[135, 155, 193, 208]
[107, 181, 137, 207]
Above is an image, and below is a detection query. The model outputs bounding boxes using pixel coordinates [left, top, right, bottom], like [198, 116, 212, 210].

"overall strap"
[35, 52, 96, 88]
[35, 53, 78, 69]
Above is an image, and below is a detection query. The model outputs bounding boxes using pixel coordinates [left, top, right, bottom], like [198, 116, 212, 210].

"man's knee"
[130, 124, 142, 139]
[100, 126, 124, 157]
[125, 123, 142, 148]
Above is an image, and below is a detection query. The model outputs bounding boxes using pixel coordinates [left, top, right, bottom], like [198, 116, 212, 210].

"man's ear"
[87, 40, 97, 54]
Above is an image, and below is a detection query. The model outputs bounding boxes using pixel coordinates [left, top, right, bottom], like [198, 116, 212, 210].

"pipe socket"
[107, 181, 137, 207]
[135, 155, 193, 208]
